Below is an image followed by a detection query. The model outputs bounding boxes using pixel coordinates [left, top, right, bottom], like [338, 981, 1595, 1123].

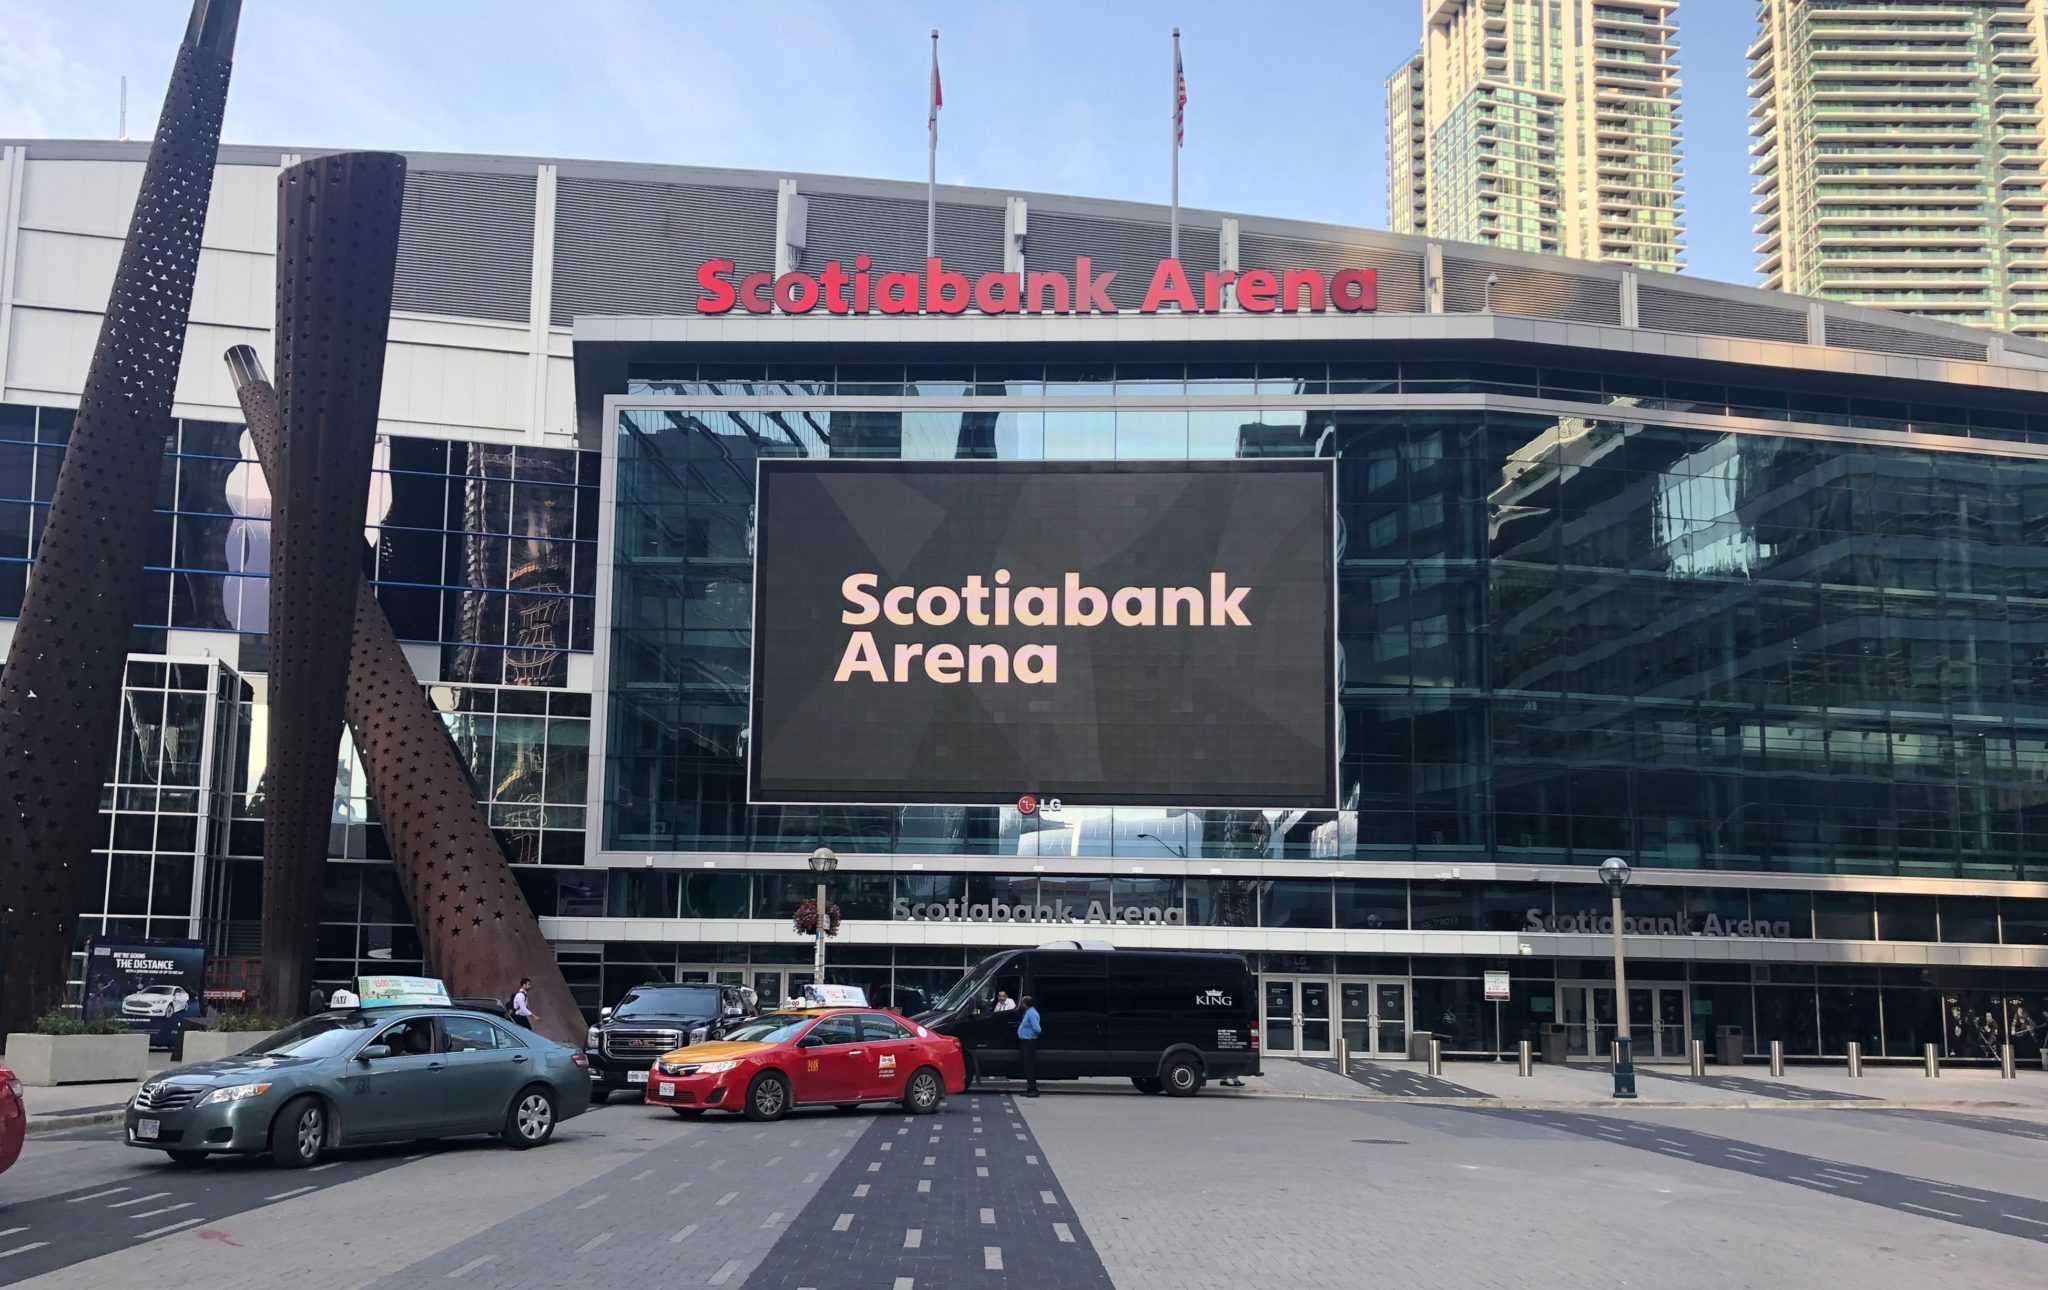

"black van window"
[1032, 971, 1108, 1018]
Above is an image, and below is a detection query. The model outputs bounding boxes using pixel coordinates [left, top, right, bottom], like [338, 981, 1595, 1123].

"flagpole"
[927, 28, 939, 260]
[1170, 28, 1181, 261]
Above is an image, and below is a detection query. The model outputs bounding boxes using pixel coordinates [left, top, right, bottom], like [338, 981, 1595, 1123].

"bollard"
[1427, 1038, 1442, 1077]
[1846, 1041, 1862, 1077]
[1769, 1040, 1785, 1077]
[2001, 1043, 2016, 1081]
[1518, 1040, 1532, 1077]
[1338, 1038, 1350, 1078]
[1689, 1038, 1706, 1077]
[1924, 1042, 1939, 1078]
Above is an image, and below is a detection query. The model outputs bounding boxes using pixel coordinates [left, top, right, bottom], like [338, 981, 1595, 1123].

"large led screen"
[748, 459, 1336, 807]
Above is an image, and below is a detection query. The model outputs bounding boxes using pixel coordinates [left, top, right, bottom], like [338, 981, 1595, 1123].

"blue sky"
[0, 0, 1760, 284]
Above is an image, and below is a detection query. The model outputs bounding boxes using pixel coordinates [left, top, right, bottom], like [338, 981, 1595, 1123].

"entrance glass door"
[1264, 979, 1298, 1055]
[1339, 979, 1411, 1057]
[1567, 984, 1689, 1060]
[1262, 978, 1334, 1057]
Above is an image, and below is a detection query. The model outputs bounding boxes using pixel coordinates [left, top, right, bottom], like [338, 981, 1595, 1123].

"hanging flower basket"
[793, 899, 842, 938]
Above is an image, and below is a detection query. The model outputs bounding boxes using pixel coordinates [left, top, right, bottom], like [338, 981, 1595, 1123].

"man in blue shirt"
[1016, 996, 1042, 1097]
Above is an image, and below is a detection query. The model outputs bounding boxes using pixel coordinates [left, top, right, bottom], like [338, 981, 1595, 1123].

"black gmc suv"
[585, 982, 755, 1100]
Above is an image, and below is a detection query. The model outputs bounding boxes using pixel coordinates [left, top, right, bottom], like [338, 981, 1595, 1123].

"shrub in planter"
[33, 1010, 129, 1037]
[8, 1014, 148, 1085]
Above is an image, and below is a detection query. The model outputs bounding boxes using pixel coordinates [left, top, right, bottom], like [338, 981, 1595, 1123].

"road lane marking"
[881, 1143, 893, 1152]
[904, 1228, 923, 1249]
[1901, 1202, 1962, 1219]
[709, 1259, 742, 1285]
[1040, 1190, 1057, 1204]
[1658, 1149, 1693, 1159]
[716, 1191, 738, 1206]
[709, 1159, 726, 1170]
[894, 1280, 914, 1290]
[975, 1148, 986, 1157]
[834, 1214, 853, 1232]
[867, 1163, 882, 1173]
[1728, 1148, 1765, 1159]
[0, 1243, 45, 1259]
[266, 1186, 316, 1201]
[767, 1156, 782, 1166]
[669, 1224, 699, 1244]
[132, 1203, 194, 1219]
[0, 1229, 22, 1238]
[977, 1167, 989, 1177]
[668, 1181, 692, 1195]
[2002, 1213, 2048, 1228]
[1821, 1168, 1868, 1180]
[917, 1180, 931, 1193]
[448, 1255, 496, 1278]
[1025, 1154, 1039, 1165]
[803, 1171, 820, 1184]
[69, 1188, 129, 1203]
[107, 1193, 170, 1209]
[1931, 1190, 1986, 1203]
[855, 1184, 870, 1198]
[761, 1211, 784, 1228]
[575, 1194, 607, 1210]
[924, 1155, 936, 1165]
[135, 1219, 203, 1240]
[1790, 1177, 1838, 1189]
[980, 1208, 996, 1225]
[632, 1169, 655, 1181]
[1054, 1223, 1075, 1243]
[309, 1162, 343, 1173]
[577, 1233, 611, 1253]
[984, 1247, 1003, 1271]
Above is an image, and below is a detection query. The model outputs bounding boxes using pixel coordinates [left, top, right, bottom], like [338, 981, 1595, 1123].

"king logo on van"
[1195, 989, 1233, 1007]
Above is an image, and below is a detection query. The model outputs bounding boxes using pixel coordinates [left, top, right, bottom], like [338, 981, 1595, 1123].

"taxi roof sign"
[801, 983, 868, 1007]
[357, 975, 451, 1009]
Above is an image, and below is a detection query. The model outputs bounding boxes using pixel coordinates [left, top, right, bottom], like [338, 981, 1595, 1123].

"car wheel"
[903, 1068, 944, 1115]
[269, 1096, 327, 1169]
[163, 1149, 208, 1168]
[504, 1085, 557, 1149]
[670, 1107, 705, 1119]
[742, 1072, 791, 1122]
[1162, 1055, 1205, 1097]
[1131, 1076, 1164, 1095]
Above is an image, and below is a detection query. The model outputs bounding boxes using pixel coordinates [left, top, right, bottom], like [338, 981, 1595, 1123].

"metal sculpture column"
[260, 154, 407, 1017]
[0, 0, 241, 1035]
[227, 350, 584, 1044]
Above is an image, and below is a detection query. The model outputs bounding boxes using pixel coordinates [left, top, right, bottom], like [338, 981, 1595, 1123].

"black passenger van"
[915, 944, 1258, 1095]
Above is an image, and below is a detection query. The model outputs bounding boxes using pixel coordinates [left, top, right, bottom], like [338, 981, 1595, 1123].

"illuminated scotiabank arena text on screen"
[748, 459, 1337, 808]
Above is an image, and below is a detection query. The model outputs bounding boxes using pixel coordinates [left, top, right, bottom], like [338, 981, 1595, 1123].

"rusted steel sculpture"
[258, 153, 408, 1017]
[227, 349, 583, 1044]
[0, 0, 241, 1035]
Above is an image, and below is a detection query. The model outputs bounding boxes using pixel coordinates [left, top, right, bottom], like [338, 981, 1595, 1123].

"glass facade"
[604, 358, 2048, 882]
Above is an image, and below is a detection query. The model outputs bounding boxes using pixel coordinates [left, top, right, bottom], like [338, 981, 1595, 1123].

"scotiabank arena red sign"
[695, 256, 1377, 317]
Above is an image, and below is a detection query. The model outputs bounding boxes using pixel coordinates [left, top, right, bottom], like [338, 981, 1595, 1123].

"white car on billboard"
[120, 984, 191, 1018]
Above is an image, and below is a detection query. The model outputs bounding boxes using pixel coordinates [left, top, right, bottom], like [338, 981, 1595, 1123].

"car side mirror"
[356, 1044, 392, 1062]
[797, 1034, 824, 1049]
[724, 1006, 742, 1018]
[599, 1007, 613, 1021]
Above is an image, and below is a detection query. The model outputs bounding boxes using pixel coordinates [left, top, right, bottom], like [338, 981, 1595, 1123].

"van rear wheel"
[1131, 1076, 1164, 1095]
[1162, 1055, 1205, 1097]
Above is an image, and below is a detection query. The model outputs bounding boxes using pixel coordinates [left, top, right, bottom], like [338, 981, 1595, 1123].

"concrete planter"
[4, 1033, 150, 1086]
[179, 1030, 274, 1064]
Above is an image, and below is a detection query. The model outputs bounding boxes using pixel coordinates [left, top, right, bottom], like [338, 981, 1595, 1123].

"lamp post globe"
[1601, 855, 1637, 1099]
[807, 848, 838, 995]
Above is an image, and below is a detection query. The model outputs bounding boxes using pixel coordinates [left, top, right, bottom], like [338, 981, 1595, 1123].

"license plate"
[626, 1070, 649, 1085]
[136, 1119, 160, 1141]
[659, 1082, 675, 1099]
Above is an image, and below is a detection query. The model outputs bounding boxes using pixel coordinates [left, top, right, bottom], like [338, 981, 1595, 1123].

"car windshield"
[239, 1013, 379, 1059]
[137, 986, 177, 995]
[930, 954, 1006, 1014]
[615, 986, 721, 1020]
[716, 1013, 814, 1045]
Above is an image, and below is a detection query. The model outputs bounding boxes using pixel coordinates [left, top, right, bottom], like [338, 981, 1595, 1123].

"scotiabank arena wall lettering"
[748, 460, 1337, 808]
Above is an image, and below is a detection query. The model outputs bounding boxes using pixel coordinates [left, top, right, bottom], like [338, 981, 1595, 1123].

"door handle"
[428, 1062, 444, 1071]
[512, 1054, 529, 1064]
[848, 1049, 864, 1056]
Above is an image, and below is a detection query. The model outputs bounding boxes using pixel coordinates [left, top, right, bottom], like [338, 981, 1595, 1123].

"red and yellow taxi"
[642, 1008, 966, 1122]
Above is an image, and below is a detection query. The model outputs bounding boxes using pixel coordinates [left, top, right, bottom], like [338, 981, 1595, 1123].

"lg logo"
[1016, 795, 1064, 816]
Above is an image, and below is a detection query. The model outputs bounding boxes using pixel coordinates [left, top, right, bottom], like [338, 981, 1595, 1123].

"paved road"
[5, 1078, 2048, 1287]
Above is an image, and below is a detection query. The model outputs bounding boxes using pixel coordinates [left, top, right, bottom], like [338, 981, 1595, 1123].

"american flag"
[1174, 42, 1187, 148]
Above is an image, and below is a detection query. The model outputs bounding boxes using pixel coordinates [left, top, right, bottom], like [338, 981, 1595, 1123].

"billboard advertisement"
[748, 459, 1337, 807]
[82, 937, 207, 1049]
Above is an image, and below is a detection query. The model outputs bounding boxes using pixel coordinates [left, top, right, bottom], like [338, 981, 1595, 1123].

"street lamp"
[808, 847, 838, 994]
[1483, 271, 1498, 313]
[1135, 832, 1188, 859]
[1599, 855, 1637, 1099]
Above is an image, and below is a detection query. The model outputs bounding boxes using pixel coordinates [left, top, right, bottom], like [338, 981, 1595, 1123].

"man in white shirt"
[511, 977, 537, 1030]
[993, 991, 1017, 1013]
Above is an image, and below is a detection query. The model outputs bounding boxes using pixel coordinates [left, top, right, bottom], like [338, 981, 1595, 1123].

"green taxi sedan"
[125, 1006, 592, 1168]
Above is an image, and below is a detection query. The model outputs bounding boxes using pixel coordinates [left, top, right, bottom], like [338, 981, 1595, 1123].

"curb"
[26, 1109, 126, 1136]
[1236, 1089, 2039, 1113]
